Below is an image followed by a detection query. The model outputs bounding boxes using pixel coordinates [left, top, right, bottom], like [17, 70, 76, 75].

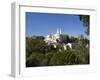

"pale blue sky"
[26, 12, 88, 38]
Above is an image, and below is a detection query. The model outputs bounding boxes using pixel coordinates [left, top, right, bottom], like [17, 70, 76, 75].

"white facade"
[44, 28, 62, 43]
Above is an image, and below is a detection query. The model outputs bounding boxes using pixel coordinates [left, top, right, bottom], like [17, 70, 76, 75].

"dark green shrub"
[45, 52, 55, 65]
[26, 49, 89, 67]
[26, 52, 48, 67]
[49, 50, 89, 66]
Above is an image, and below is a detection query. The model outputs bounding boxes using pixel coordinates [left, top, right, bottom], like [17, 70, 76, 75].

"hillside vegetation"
[26, 35, 89, 67]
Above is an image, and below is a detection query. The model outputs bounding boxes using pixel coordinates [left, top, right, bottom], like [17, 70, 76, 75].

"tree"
[60, 35, 70, 43]
[26, 52, 48, 67]
[79, 15, 90, 35]
[78, 35, 89, 48]
[26, 36, 46, 54]
[31, 35, 44, 40]
[69, 36, 77, 43]
[49, 50, 87, 65]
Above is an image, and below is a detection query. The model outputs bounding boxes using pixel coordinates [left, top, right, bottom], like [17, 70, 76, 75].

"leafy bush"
[26, 37, 47, 54]
[49, 50, 89, 66]
[26, 36, 89, 67]
[26, 52, 48, 67]
[45, 52, 55, 65]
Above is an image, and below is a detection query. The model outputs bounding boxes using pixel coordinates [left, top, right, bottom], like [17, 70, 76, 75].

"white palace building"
[44, 28, 63, 44]
[44, 28, 82, 50]
[44, 28, 73, 50]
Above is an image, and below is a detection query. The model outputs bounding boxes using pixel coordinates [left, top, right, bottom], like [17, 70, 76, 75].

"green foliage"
[26, 52, 48, 67]
[45, 52, 55, 65]
[78, 35, 89, 48]
[26, 35, 89, 67]
[31, 35, 44, 40]
[60, 35, 70, 43]
[60, 35, 78, 43]
[79, 15, 90, 35]
[26, 36, 46, 54]
[26, 49, 89, 67]
[69, 36, 77, 43]
[49, 50, 89, 66]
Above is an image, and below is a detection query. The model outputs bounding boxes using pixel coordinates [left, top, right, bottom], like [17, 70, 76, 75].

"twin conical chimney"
[57, 28, 61, 34]
[57, 28, 59, 34]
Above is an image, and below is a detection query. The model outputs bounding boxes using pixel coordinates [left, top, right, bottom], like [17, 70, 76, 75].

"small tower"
[57, 28, 59, 34]
[60, 28, 61, 34]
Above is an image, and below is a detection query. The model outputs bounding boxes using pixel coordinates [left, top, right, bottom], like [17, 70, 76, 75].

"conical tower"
[60, 28, 61, 34]
[57, 28, 59, 34]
